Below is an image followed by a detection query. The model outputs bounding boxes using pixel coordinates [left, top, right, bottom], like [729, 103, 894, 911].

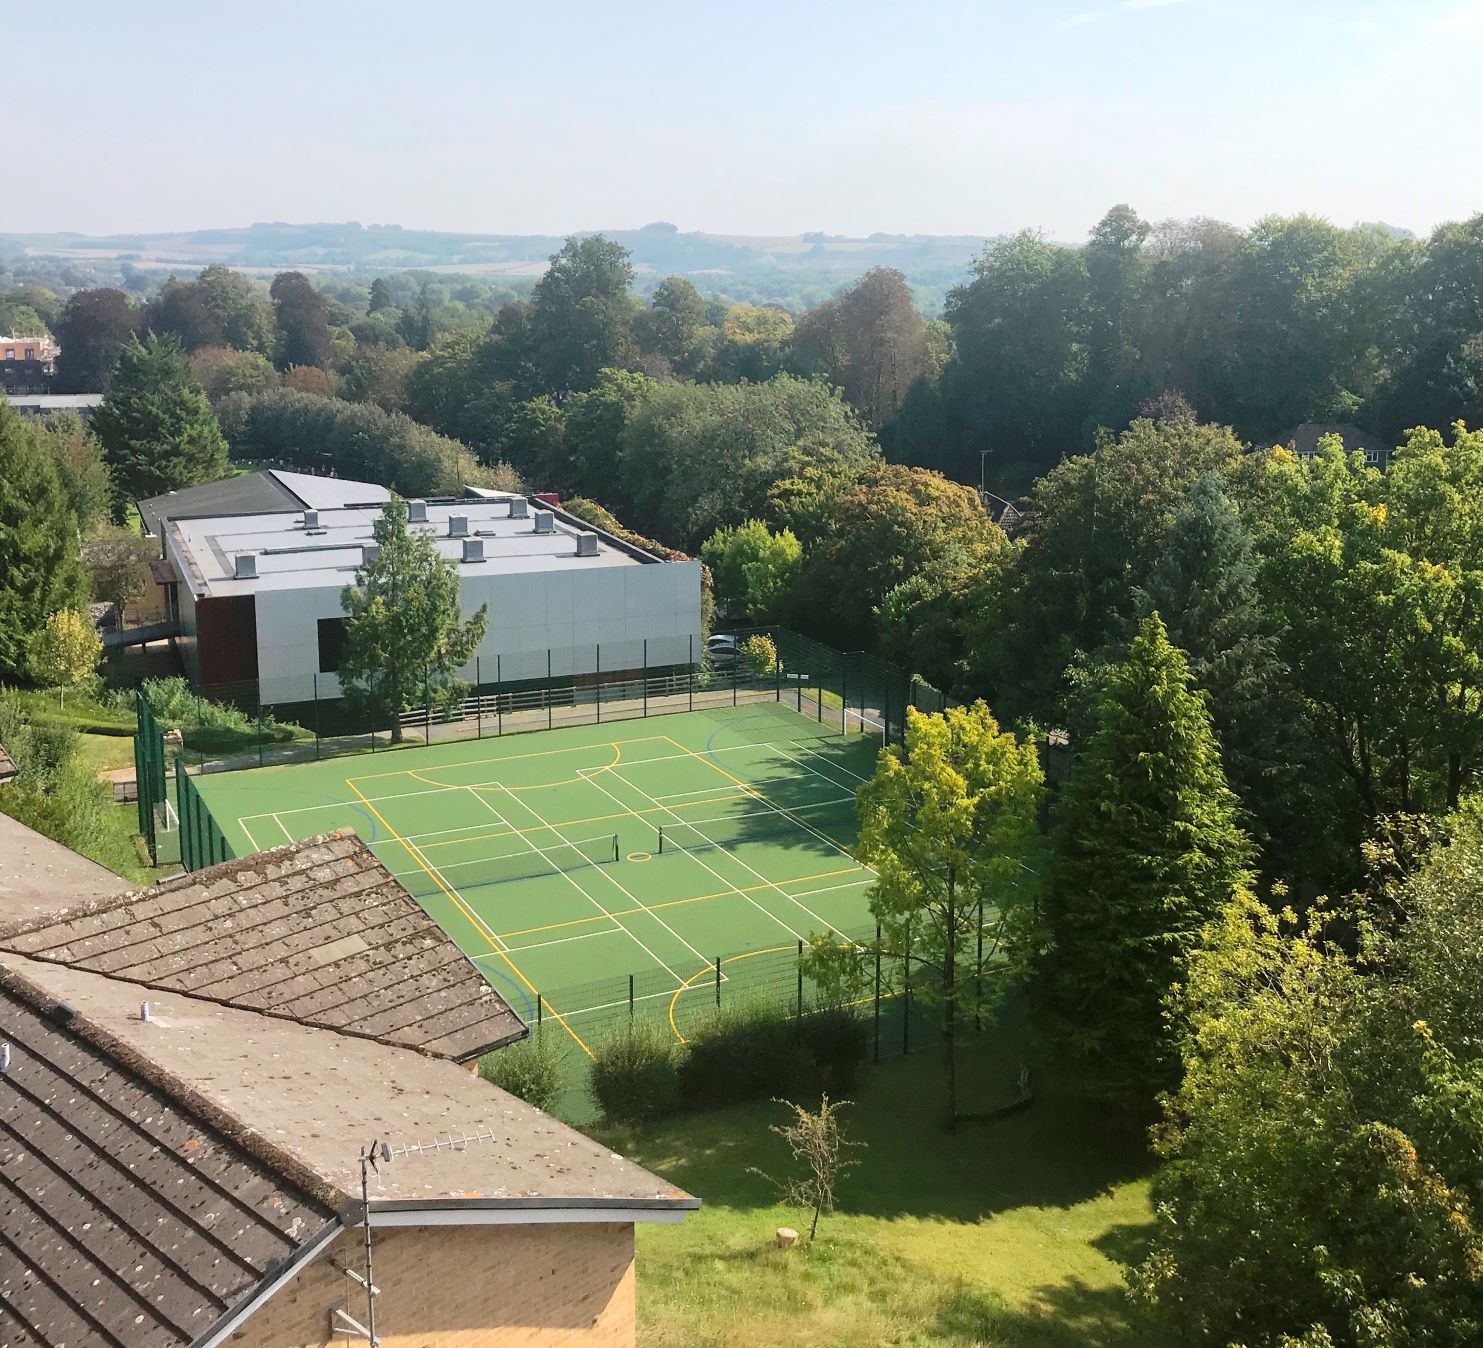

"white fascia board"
[366, 1205, 695, 1228]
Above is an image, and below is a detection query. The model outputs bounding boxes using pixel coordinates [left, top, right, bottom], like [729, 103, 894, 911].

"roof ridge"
[0, 961, 348, 1213]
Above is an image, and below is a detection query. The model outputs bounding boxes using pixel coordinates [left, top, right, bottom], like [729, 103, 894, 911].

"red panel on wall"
[197, 595, 259, 690]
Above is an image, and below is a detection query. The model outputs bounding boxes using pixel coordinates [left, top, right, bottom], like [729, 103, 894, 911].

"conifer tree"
[0, 404, 86, 681]
[1037, 613, 1253, 1111]
[1136, 473, 1295, 856]
[338, 495, 488, 742]
[92, 334, 229, 521]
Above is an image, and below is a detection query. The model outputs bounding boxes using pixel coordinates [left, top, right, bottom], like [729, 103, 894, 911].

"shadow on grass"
[606, 1001, 1153, 1224]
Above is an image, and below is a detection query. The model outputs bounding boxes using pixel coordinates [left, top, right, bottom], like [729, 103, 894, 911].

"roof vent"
[575, 531, 599, 557]
[234, 554, 257, 580]
[533, 511, 555, 535]
[508, 498, 529, 519]
[302, 509, 319, 529]
[448, 515, 469, 538]
[462, 537, 485, 564]
[362, 543, 380, 566]
[406, 499, 427, 523]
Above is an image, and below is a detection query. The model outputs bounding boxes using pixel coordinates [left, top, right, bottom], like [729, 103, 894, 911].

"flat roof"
[170, 497, 651, 599]
[4, 392, 103, 409]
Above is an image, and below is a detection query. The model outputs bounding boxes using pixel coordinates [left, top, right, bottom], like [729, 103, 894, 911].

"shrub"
[796, 1005, 869, 1094]
[679, 1002, 814, 1110]
[589, 1021, 681, 1123]
[479, 1035, 563, 1115]
[0, 692, 115, 866]
[105, 678, 301, 751]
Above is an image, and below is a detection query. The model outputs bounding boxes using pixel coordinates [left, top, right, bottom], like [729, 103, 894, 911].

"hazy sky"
[11, 0, 1483, 240]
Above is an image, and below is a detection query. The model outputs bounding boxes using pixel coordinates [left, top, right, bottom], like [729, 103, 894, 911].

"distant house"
[1284, 422, 1393, 470]
[0, 829, 698, 1347]
[137, 467, 392, 541]
[4, 391, 104, 421]
[0, 334, 57, 395]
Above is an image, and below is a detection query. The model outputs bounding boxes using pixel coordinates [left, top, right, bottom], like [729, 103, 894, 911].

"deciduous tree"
[700, 520, 802, 623]
[30, 609, 101, 705]
[270, 271, 334, 370]
[807, 703, 1043, 1128]
[52, 288, 138, 392]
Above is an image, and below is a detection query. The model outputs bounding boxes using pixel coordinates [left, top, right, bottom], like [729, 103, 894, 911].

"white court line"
[271, 813, 296, 844]
[651, 776, 795, 802]
[238, 817, 263, 852]
[494, 925, 633, 955]
[585, 765, 853, 944]
[470, 785, 690, 983]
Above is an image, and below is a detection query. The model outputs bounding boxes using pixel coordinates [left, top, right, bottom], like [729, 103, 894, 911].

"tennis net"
[392, 833, 619, 896]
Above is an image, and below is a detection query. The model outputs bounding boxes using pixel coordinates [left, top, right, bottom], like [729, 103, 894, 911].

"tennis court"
[192, 702, 881, 1054]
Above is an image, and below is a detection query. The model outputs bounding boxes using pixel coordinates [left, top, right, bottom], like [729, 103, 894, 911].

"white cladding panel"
[250, 558, 703, 704]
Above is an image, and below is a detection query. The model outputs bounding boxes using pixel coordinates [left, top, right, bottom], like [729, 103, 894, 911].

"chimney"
[362, 543, 380, 565]
[234, 554, 257, 580]
[406, 499, 428, 523]
[302, 509, 319, 529]
[462, 537, 485, 563]
[448, 515, 469, 538]
[533, 511, 555, 535]
[575, 532, 598, 557]
[508, 498, 529, 519]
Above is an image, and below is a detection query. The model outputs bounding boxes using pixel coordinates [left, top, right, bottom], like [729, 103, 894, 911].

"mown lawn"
[597, 1007, 1161, 1348]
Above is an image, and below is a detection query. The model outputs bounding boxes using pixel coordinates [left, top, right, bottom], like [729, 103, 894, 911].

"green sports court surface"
[193, 703, 880, 1054]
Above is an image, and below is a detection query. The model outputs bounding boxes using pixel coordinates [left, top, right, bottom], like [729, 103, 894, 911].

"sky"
[10, 0, 1483, 241]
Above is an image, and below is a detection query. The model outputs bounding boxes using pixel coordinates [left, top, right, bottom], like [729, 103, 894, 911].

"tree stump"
[775, 1227, 799, 1249]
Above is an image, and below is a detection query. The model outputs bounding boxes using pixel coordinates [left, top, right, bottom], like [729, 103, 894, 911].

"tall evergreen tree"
[92, 335, 230, 521]
[338, 495, 488, 743]
[0, 403, 87, 680]
[1136, 473, 1297, 862]
[1036, 613, 1253, 1111]
[269, 270, 334, 370]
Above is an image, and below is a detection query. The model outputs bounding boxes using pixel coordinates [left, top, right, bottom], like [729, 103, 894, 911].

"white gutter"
[366, 1204, 695, 1228]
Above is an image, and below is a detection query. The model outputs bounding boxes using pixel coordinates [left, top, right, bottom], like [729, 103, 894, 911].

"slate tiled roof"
[0, 968, 336, 1348]
[0, 831, 524, 1062]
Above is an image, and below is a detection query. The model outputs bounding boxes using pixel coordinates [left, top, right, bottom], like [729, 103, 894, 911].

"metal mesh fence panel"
[175, 759, 235, 872]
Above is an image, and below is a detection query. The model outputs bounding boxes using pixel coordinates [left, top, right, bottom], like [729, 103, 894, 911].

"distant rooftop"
[0, 830, 523, 1061]
[137, 468, 391, 538]
[169, 495, 654, 599]
[4, 392, 103, 410]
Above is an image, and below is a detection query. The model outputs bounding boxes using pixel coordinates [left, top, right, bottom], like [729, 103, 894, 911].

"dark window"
[317, 617, 348, 673]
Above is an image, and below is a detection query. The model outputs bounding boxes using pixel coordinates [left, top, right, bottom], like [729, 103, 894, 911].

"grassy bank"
[598, 1010, 1159, 1348]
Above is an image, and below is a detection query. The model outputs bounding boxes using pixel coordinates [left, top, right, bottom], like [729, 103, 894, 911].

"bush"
[589, 1021, 681, 1123]
[103, 678, 302, 751]
[679, 1002, 815, 1110]
[479, 1035, 563, 1115]
[796, 1005, 869, 1094]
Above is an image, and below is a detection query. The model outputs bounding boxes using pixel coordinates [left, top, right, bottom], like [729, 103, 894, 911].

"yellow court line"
[497, 864, 866, 941]
[345, 778, 594, 1059]
[346, 735, 670, 785]
[667, 945, 796, 1044]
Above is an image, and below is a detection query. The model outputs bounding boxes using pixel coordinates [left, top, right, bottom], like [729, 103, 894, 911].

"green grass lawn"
[597, 1008, 1160, 1348]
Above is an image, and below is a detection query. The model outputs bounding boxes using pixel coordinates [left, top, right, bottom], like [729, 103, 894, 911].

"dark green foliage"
[479, 1036, 564, 1115]
[52, 288, 138, 392]
[1036, 614, 1253, 1110]
[527, 235, 638, 393]
[588, 1021, 682, 1124]
[269, 270, 334, 370]
[91, 334, 229, 520]
[0, 404, 87, 681]
[794, 1005, 870, 1095]
[32, 411, 112, 532]
[678, 1004, 815, 1110]
[218, 387, 517, 497]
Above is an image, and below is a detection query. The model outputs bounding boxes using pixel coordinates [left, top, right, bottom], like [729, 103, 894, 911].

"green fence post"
[369, 670, 377, 753]
[642, 639, 648, 718]
[903, 922, 911, 1056]
[732, 647, 738, 706]
[976, 893, 985, 1020]
[475, 657, 482, 739]
[715, 955, 722, 1008]
[841, 663, 848, 736]
[547, 649, 553, 731]
[175, 759, 188, 871]
[595, 644, 601, 724]
[796, 939, 804, 1021]
[629, 973, 635, 1019]
[424, 665, 432, 742]
[775, 641, 782, 703]
[688, 634, 694, 712]
[537, 993, 544, 1035]
[313, 674, 322, 761]
[496, 654, 503, 736]
[258, 706, 265, 769]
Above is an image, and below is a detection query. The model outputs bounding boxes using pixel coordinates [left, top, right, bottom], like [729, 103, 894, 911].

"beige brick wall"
[232, 1221, 636, 1348]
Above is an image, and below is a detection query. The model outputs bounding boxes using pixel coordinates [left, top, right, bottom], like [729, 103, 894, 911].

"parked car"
[706, 634, 740, 667]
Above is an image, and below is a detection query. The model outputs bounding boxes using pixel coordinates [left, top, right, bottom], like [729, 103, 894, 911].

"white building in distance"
[155, 486, 702, 705]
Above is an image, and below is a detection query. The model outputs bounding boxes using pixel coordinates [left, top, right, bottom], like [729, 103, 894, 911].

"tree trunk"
[942, 870, 957, 1131]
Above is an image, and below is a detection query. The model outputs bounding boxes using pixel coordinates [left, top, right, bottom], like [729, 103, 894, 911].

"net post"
[795, 939, 803, 1022]
[657, 825, 665, 855]
[612, 834, 619, 864]
[496, 653, 503, 736]
[715, 955, 721, 1008]
[476, 657, 482, 739]
[873, 924, 882, 1063]
[629, 974, 635, 1019]
[642, 639, 648, 718]
[595, 643, 601, 724]
[547, 649, 553, 731]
